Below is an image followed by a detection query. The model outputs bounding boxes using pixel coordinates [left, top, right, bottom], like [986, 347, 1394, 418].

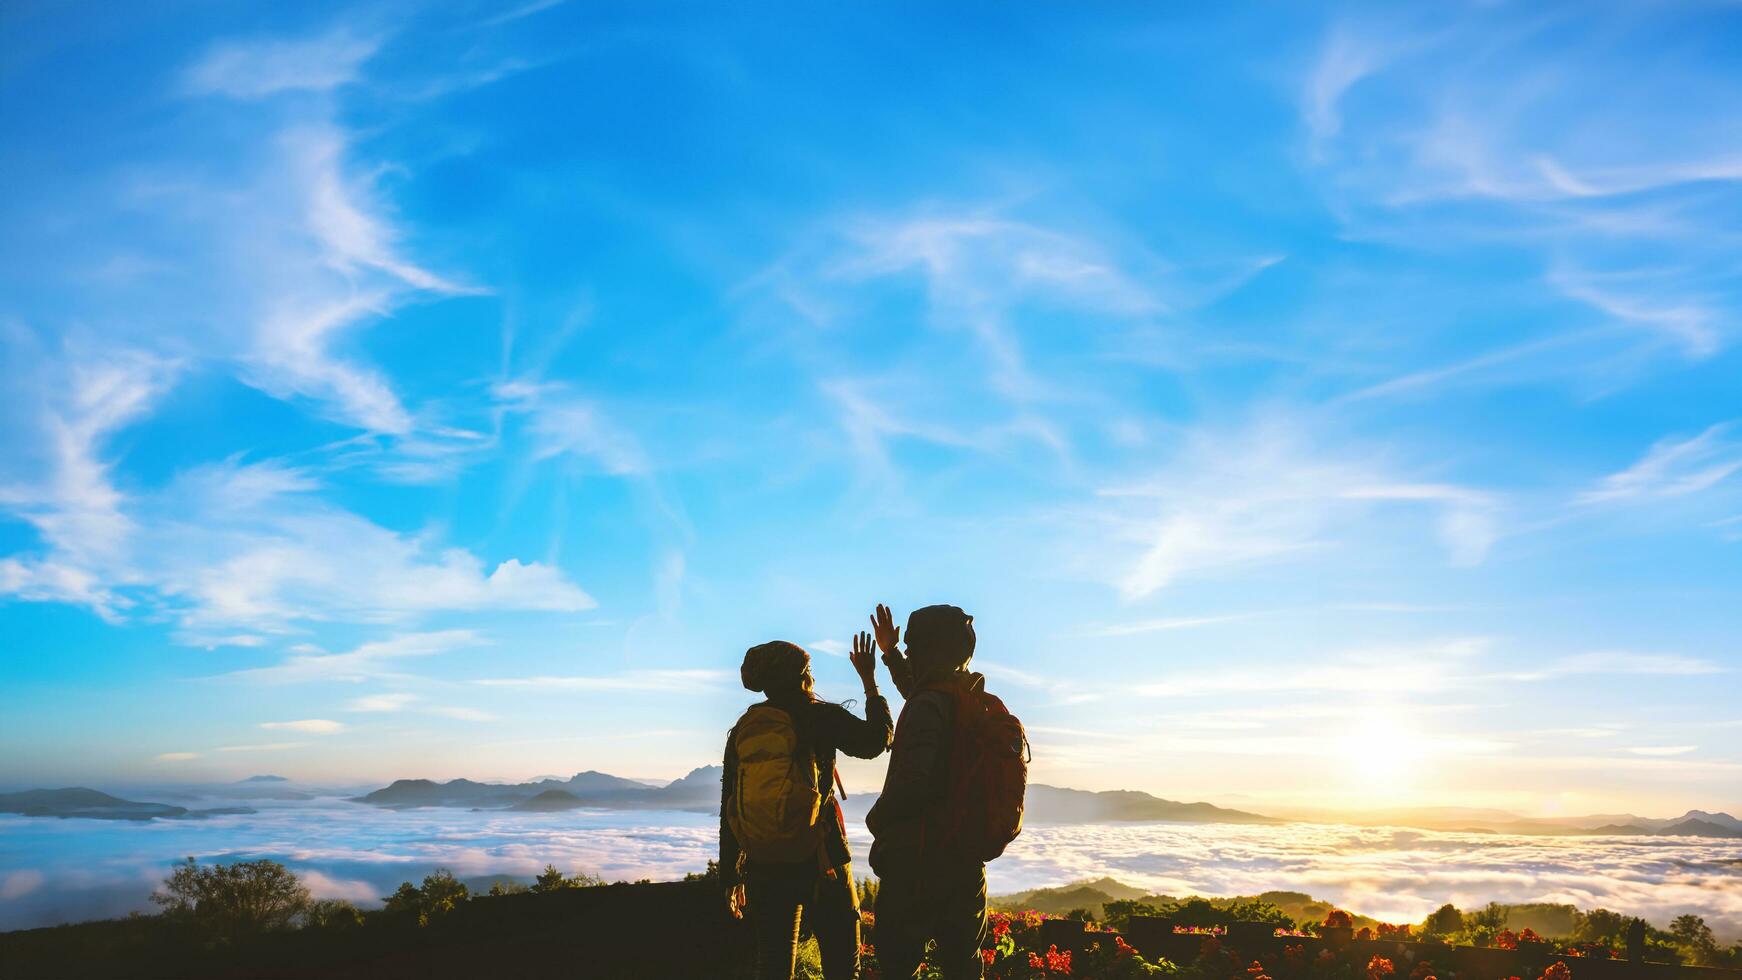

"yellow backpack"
[727, 704, 824, 863]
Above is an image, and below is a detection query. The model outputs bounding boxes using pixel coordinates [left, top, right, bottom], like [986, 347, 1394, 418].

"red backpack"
[927, 684, 1029, 863]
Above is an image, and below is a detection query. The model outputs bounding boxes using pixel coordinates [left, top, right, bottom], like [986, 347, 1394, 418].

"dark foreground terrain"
[0, 879, 750, 980]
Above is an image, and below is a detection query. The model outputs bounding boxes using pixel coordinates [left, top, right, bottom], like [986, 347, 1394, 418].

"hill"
[508, 790, 588, 812]
[0, 788, 188, 820]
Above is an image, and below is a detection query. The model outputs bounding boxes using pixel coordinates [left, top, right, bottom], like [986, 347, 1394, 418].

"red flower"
[1367, 955, 1396, 980]
[1495, 929, 1520, 950]
[1324, 910, 1354, 929]
[1114, 936, 1136, 960]
[981, 948, 995, 965]
[1356, 927, 1375, 941]
[1045, 944, 1073, 974]
[1520, 928, 1544, 944]
[1539, 963, 1572, 980]
[1248, 960, 1267, 976]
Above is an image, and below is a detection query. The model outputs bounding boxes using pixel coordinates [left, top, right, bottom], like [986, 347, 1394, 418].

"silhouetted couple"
[720, 603, 1029, 980]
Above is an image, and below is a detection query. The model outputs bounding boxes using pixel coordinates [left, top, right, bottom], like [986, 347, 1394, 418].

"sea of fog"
[3, 798, 1739, 937]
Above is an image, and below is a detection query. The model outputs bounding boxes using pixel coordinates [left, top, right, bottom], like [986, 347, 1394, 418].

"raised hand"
[850, 631, 879, 689]
[870, 603, 900, 656]
[871, 603, 914, 698]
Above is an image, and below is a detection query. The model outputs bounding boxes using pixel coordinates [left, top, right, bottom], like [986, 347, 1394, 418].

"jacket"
[865, 670, 985, 878]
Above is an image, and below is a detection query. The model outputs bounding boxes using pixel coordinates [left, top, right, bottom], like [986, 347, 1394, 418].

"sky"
[1, 0, 1739, 818]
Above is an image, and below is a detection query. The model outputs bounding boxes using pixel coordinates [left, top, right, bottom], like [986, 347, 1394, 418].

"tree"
[151, 857, 310, 939]
[383, 868, 469, 927]
[1671, 915, 1717, 964]
[1421, 904, 1463, 937]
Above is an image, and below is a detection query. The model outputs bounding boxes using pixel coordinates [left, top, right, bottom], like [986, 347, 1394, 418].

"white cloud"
[1578, 424, 1741, 505]
[228, 630, 486, 684]
[1628, 746, 1698, 757]
[154, 752, 199, 762]
[135, 460, 593, 634]
[473, 669, 731, 692]
[0, 347, 180, 618]
[237, 125, 477, 435]
[261, 719, 346, 734]
[347, 692, 419, 712]
[184, 29, 381, 99]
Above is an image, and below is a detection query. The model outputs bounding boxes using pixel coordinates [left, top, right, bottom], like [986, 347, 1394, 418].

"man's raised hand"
[870, 603, 900, 656]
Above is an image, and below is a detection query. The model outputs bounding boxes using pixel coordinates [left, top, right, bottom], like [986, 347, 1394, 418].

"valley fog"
[2, 798, 1738, 938]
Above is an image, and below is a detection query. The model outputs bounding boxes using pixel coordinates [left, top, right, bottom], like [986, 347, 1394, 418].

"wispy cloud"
[260, 719, 346, 734]
[1529, 651, 1726, 679]
[1627, 745, 1697, 757]
[473, 669, 732, 692]
[183, 29, 381, 99]
[346, 692, 419, 712]
[1098, 418, 1499, 598]
[492, 380, 649, 476]
[215, 741, 307, 753]
[154, 752, 199, 762]
[1578, 424, 1741, 505]
[1550, 267, 1722, 359]
[1084, 614, 1261, 637]
[227, 630, 487, 684]
[1302, 28, 1389, 149]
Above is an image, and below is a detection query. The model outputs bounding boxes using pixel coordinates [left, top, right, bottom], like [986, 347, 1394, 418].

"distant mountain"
[358, 765, 1272, 823]
[1023, 785, 1278, 825]
[1272, 804, 1742, 838]
[238, 775, 289, 783]
[1680, 810, 1742, 832]
[1658, 818, 1742, 838]
[0, 787, 186, 820]
[356, 767, 722, 813]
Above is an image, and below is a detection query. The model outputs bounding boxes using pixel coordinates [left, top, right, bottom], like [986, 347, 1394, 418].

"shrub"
[302, 898, 363, 930]
[531, 864, 605, 893]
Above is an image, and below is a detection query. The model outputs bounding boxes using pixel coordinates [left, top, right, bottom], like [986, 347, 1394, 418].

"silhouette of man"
[865, 603, 989, 980]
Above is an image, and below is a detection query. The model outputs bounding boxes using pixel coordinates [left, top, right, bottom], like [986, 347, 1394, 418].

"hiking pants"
[873, 863, 987, 980]
[745, 860, 860, 980]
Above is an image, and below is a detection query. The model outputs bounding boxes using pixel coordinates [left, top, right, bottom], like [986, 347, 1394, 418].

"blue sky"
[2, 0, 1739, 816]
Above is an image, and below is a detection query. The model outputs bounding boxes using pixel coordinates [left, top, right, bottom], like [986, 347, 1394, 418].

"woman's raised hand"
[850, 631, 878, 688]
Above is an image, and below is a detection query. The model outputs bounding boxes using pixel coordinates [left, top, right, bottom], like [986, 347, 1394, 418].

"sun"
[1337, 708, 1436, 803]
